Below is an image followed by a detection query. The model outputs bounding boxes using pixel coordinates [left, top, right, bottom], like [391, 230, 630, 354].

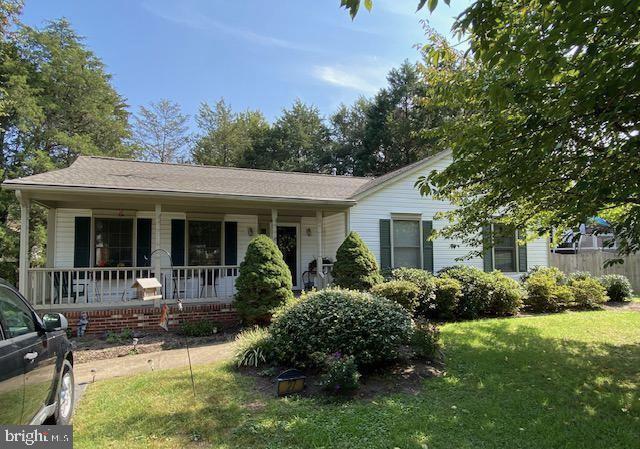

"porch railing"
[26, 265, 239, 308]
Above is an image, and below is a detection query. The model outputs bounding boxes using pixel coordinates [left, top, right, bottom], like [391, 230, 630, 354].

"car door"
[0, 320, 24, 424]
[0, 285, 56, 424]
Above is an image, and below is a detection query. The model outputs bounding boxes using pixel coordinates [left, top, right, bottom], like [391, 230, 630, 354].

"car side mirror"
[42, 313, 68, 332]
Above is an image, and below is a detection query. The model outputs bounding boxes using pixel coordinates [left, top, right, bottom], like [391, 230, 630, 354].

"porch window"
[493, 224, 517, 272]
[188, 221, 222, 266]
[94, 218, 133, 267]
[392, 219, 421, 268]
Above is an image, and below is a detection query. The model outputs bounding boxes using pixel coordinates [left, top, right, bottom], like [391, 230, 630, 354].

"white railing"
[27, 265, 239, 308]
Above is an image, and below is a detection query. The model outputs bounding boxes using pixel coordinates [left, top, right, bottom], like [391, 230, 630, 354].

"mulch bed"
[239, 360, 445, 402]
[71, 331, 237, 364]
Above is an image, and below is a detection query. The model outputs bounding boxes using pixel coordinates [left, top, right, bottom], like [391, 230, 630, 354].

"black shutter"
[171, 219, 185, 266]
[379, 219, 391, 270]
[482, 224, 493, 272]
[73, 217, 91, 268]
[136, 218, 152, 267]
[422, 220, 434, 273]
[517, 230, 528, 272]
[224, 221, 238, 265]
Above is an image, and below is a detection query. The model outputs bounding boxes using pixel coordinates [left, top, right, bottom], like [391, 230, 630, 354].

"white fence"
[549, 251, 640, 292]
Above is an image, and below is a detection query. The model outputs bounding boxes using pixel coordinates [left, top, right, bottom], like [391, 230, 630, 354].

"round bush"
[391, 267, 437, 315]
[569, 277, 608, 309]
[332, 231, 383, 291]
[234, 235, 294, 325]
[487, 271, 524, 316]
[431, 276, 462, 320]
[599, 274, 633, 302]
[438, 266, 494, 319]
[269, 288, 413, 368]
[523, 271, 573, 313]
[521, 266, 567, 284]
[371, 280, 421, 314]
[567, 271, 594, 283]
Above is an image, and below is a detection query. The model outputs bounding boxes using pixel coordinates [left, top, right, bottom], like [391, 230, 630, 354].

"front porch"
[16, 188, 346, 312]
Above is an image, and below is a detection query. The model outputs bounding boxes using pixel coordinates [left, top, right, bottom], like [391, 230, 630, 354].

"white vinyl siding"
[322, 212, 345, 261]
[349, 153, 549, 274]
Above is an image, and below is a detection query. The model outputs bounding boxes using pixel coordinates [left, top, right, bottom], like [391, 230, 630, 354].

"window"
[188, 221, 222, 266]
[392, 220, 421, 268]
[493, 224, 517, 272]
[0, 286, 36, 338]
[95, 218, 134, 267]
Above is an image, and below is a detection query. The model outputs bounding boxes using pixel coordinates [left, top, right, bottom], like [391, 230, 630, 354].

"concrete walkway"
[74, 340, 236, 384]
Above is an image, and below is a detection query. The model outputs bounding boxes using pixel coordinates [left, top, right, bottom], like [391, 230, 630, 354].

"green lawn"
[74, 310, 640, 449]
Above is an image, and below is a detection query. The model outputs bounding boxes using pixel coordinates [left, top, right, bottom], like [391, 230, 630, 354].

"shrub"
[599, 274, 633, 302]
[431, 276, 462, 320]
[371, 280, 421, 313]
[105, 328, 134, 344]
[569, 277, 608, 309]
[178, 320, 219, 337]
[521, 266, 567, 284]
[332, 231, 383, 291]
[321, 353, 361, 395]
[487, 271, 524, 316]
[391, 267, 437, 315]
[234, 235, 294, 325]
[269, 288, 413, 368]
[567, 271, 594, 283]
[410, 322, 441, 361]
[438, 266, 494, 319]
[233, 327, 273, 368]
[523, 271, 573, 313]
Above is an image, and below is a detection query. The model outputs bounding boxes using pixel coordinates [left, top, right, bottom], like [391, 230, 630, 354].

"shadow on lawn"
[76, 319, 640, 449]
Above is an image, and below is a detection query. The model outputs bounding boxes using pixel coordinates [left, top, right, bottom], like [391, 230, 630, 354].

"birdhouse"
[132, 277, 162, 301]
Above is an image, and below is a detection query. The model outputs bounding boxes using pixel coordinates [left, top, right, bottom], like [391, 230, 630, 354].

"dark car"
[0, 279, 74, 425]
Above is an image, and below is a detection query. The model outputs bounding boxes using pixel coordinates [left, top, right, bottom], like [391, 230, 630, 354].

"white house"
[2, 150, 548, 333]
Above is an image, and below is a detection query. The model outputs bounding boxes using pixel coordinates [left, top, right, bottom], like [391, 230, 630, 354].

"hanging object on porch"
[132, 277, 162, 301]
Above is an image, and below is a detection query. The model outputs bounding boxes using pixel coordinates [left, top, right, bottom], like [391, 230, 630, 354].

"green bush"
[391, 268, 437, 315]
[105, 328, 134, 344]
[569, 277, 608, 309]
[234, 235, 294, 325]
[521, 266, 567, 284]
[332, 231, 383, 291]
[233, 327, 273, 368]
[178, 320, 219, 337]
[487, 271, 524, 316]
[269, 288, 413, 368]
[523, 271, 573, 313]
[599, 274, 633, 302]
[438, 266, 494, 319]
[431, 276, 462, 320]
[410, 322, 441, 361]
[567, 271, 594, 283]
[371, 280, 421, 314]
[321, 353, 361, 395]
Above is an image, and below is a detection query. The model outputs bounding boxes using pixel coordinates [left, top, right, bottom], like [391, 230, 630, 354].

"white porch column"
[17, 191, 30, 294]
[154, 204, 162, 307]
[271, 208, 278, 241]
[316, 210, 324, 288]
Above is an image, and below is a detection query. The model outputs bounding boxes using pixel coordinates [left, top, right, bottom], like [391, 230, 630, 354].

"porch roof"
[3, 156, 372, 205]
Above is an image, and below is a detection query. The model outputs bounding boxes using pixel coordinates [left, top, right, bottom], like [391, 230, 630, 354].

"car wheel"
[55, 360, 74, 425]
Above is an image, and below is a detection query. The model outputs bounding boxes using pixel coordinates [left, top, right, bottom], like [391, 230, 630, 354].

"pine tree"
[332, 231, 383, 291]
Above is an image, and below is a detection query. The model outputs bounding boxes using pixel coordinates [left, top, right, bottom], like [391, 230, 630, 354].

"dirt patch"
[603, 301, 640, 312]
[72, 332, 237, 364]
[238, 360, 445, 401]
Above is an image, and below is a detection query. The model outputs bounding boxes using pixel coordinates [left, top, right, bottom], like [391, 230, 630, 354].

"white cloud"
[312, 60, 390, 94]
[142, 2, 318, 52]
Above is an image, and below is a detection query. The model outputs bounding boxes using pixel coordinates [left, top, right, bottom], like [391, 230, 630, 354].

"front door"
[277, 225, 298, 288]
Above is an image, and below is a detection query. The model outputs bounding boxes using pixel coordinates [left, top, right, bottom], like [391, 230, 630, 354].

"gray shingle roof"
[3, 156, 373, 202]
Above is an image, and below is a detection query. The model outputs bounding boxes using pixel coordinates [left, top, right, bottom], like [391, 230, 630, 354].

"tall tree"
[0, 18, 132, 282]
[327, 97, 370, 175]
[133, 99, 190, 163]
[192, 99, 268, 167]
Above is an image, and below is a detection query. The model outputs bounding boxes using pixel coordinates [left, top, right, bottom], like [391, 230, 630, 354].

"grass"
[74, 310, 640, 449]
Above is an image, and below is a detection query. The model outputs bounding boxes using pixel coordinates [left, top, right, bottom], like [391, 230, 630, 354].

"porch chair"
[52, 272, 86, 304]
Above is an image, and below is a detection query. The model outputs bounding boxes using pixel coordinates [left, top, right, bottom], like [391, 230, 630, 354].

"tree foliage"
[132, 99, 190, 163]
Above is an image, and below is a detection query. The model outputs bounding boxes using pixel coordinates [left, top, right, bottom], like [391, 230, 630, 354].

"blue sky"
[21, 0, 470, 126]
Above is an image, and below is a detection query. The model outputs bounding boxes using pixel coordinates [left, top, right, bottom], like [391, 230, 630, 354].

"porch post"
[17, 191, 30, 294]
[316, 210, 324, 288]
[154, 204, 162, 307]
[271, 208, 278, 241]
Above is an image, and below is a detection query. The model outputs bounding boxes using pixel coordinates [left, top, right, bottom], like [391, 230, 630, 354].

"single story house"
[3, 150, 548, 334]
